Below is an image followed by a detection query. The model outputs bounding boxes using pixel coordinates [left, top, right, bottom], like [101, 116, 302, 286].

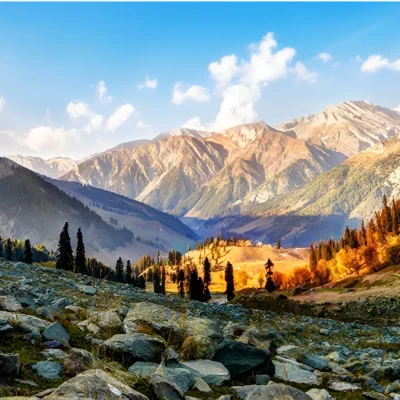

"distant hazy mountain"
[6, 155, 77, 178]
[62, 122, 344, 219]
[277, 101, 400, 157]
[0, 157, 196, 264]
[224, 135, 400, 246]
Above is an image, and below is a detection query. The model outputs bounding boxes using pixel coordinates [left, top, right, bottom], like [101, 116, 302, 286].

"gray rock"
[273, 360, 319, 385]
[233, 385, 259, 400]
[223, 322, 246, 339]
[47, 369, 148, 399]
[213, 340, 274, 379]
[41, 349, 68, 360]
[78, 285, 97, 295]
[306, 388, 333, 400]
[0, 352, 20, 375]
[329, 381, 362, 392]
[180, 360, 230, 386]
[245, 383, 312, 399]
[363, 392, 386, 399]
[128, 361, 158, 377]
[63, 348, 96, 376]
[32, 361, 64, 380]
[103, 333, 165, 366]
[180, 335, 218, 360]
[300, 353, 331, 372]
[150, 373, 184, 400]
[0, 310, 50, 333]
[0, 317, 14, 338]
[193, 377, 212, 393]
[43, 322, 70, 346]
[255, 374, 270, 385]
[0, 295, 23, 312]
[52, 297, 73, 309]
[156, 364, 195, 392]
[276, 345, 302, 359]
[91, 310, 122, 329]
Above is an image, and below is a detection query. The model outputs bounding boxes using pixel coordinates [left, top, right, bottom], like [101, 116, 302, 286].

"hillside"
[277, 100, 400, 157]
[222, 135, 400, 246]
[0, 158, 195, 264]
[6, 155, 77, 178]
[62, 122, 344, 219]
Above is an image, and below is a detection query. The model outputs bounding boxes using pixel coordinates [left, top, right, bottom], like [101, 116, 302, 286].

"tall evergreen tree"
[23, 239, 33, 264]
[203, 256, 212, 301]
[137, 275, 146, 289]
[189, 268, 204, 301]
[225, 261, 235, 301]
[5, 238, 12, 261]
[177, 269, 185, 298]
[56, 222, 74, 271]
[265, 258, 276, 293]
[309, 244, 317, 272]
[116, 257, 124, 282]
[75, 228, 87, 275]
[126, 260, 132, 284]
[161, 266, 166, 295]
[153, 267, 162, 293]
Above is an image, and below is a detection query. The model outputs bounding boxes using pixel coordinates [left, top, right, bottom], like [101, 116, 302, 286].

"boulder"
[32, 361, 64, 380]
[124, 302, 222, 342]
[255, 375, 270, 385]
[150, 374, 184, 400]
[0, 295, 23, 312]
[0, 317, 14, 338]
[180, 335, 218, 360]
[102, 333, 165, 366]
[41, 349, 68, 360]
[273, 360, 319, 385]
[306, 388, 334, 400]
[78, 285, 97, 296]
[245, 383, 312, 399]
[42, 322, 70, 346]
[233, 385, 259, 399]
[0, 352, 20, 375]
[300, 353, 331, 372]
[179, 360, 230, 386]
[128, 361, 158, 377]
[47, 369, 148, 399]
[63, 348, 97, 376]
[276, 345, 302, 359]
[223, 322, 246, 339]
[0, 311, 50, 333]
[213, 340, 274, 379]
[155, 364, 195, 392]
[92, 311, 122, 330]
[193, 377, 212, 393]
[329, 381, 362, 392]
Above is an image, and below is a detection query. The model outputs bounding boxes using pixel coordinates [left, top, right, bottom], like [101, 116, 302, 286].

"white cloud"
[361, 54, 400, 73]
[106, 104, 135, 132]
[394, 105, 400, 113]
[208, 55, 239, 90]
[136, 120, 151, 129]
[66, 101, 92, 119]
[294, 62, 318, 83]
[172, 83, 210, 105]
[84, 114, 103, 133]
[138, 76, 158, 90]
[317, 52, 332, 63]
[23, 126, 78, 152]
[0, 96, 5, 112]
[202, 32, 296, 131]
[182, 117, 208, 131]
[0, 130, 15, 139]
[96, 80, 113, 102]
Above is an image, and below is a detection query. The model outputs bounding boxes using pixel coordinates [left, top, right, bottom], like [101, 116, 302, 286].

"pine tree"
[309, 244, 317, 272]
[75, 228, 87, 275]
[177, 269, 185, 298]
[392, 199, 399, 235]
[5, 238, 13, 261]
[276, 239, 281, 249]
[265, 258, 276, 293]
[153, 267, 162, 293]
[116, 257, 124, 282]
[161, 266, 166, 295]
[23, 239, 33, 264]
[126, 260, 132, 284]
[225, 261, 235, 301]
[56, 223, 74, 270]
[203, 256, 211, 302]
[137, 275, 146, 289]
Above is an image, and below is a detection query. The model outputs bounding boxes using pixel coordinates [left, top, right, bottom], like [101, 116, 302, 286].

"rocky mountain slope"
[0, 158, 196, 263]
[1, 259, 399, 399]
[277, 100, 400, 157]
[223, 135, 400, 246]
[6, 155, 77, 178]
[62, 122, 344, 219]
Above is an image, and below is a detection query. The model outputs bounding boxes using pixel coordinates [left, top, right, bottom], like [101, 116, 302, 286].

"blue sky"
[1, 2, 400, 159]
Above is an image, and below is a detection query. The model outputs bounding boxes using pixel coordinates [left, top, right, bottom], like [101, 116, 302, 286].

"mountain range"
[5, 100, 400, 250]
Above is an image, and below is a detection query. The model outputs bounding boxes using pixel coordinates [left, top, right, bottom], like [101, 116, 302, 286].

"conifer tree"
[277, 239, 281, 249]
[153, 267, 162, 293]
[137, 275, 146, 289]
[177, 269, 185, 298]
[392, 199, 399, 235]
[265, 258, 276, 293]
[126, 260, 132, 284]
[309, 244, 317, 272]
[203, 256, 212, 301]
[5, 238, 13, 261]
[224, 261, 235, 301]
[189, 268, 204, 301]
[161, 265, 166, 295]
[56, 223, 74, 271]
[75, 228, 87, 275]
[23, 239, 33, 264]
[116, 257, 124, 282]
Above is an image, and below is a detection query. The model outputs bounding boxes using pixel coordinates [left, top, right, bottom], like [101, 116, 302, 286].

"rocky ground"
[1, 261, 400, 399]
